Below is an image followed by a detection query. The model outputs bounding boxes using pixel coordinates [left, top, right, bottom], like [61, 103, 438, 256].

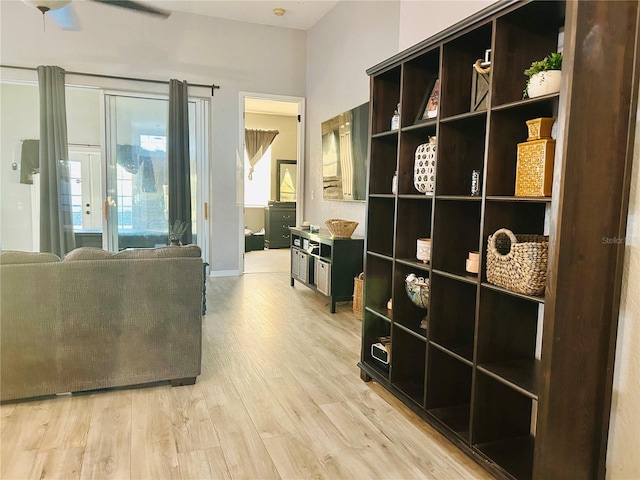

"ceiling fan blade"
[90, 0, 171, 18]
[48, 4, 80, 30]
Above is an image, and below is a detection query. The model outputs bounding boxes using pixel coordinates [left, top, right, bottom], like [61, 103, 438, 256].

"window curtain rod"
[0, 64, 221, 96]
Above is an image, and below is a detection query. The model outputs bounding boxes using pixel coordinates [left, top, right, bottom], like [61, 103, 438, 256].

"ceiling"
[143, 0, 339, 30]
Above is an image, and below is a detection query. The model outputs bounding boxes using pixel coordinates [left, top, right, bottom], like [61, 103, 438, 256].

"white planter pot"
[527, 70, 562, 98]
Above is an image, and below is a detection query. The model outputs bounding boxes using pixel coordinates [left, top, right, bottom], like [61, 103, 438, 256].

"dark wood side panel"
[535, 2, 640, 479]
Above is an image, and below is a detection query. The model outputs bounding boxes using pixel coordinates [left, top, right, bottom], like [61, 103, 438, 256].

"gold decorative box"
[515, 138, 556, 196]
[525, 117, 555, 141]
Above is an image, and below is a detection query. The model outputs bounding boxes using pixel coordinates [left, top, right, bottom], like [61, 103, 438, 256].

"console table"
[289, 227, 364, 313]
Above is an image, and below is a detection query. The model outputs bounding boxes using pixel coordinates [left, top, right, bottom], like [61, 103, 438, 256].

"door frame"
[238, 92, 305, 274]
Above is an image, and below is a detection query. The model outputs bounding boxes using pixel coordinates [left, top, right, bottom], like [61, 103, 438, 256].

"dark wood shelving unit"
[289, 228, 363, 313]
[359, 1, 640, 479]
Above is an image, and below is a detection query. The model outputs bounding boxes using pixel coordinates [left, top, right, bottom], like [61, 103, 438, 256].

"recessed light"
[273, 7, 285, 16]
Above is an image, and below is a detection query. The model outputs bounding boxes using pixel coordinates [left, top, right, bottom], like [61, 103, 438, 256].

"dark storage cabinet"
[290, 227, 364, 313]
[264, 202, 296, 248]
[359, 1, 640, 479]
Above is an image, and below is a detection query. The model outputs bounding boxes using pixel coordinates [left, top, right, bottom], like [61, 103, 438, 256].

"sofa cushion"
[63, 245, 202, 261]
[114, 245, 202, 259]
[0, 251, 61, 264]
[63, 247, 113, 261]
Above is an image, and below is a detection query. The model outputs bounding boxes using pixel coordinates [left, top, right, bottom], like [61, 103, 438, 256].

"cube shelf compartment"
[428, 273, 476, 362]
[426, 345, 472, 440]
[391, 324, 426, 406]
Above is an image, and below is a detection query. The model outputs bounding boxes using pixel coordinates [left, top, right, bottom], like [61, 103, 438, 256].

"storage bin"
[316, 258, 331, 296]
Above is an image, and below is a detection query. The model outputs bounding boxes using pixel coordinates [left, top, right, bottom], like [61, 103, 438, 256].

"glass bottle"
[392, 171, 398, 194]
[391, 103, 400, 130]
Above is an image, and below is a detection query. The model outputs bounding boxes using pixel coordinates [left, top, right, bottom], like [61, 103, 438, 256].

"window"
[68, 160, 83, 228]
[244, 147, 271, 207]
[140, 134, 166, 152]
[116, 165, 134, 229]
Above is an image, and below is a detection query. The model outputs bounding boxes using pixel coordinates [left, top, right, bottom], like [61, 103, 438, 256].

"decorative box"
[515, 117, 556, 197]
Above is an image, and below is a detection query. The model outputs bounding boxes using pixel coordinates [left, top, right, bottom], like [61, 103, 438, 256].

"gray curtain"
[245, 129, 278, 180]
[168, 79, 192, 245]
[37, 65, 76, 257]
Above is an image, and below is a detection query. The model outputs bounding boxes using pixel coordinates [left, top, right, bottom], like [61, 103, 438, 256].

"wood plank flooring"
[0, 271, 492, 479]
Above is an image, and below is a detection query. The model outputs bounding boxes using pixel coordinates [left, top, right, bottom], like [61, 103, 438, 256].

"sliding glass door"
[103, 93, 206, 254]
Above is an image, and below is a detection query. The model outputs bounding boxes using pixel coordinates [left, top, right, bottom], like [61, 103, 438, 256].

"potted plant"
[524, 52, 562, 98]
[168, 220, 188, 246]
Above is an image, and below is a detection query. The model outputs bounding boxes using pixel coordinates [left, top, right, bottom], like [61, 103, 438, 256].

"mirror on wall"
[276, 159, 297, 202]
[321, 102, 369, 201]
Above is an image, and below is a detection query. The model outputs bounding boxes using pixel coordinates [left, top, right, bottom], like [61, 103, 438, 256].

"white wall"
[398, 0, 496, 50]
[304, 0, 400, 235]
[607, 105, 640, 479]
[0, 83, 100, 250]
[0, 0, 306, 273]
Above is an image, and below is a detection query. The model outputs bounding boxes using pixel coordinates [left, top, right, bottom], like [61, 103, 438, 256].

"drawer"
[272, 225, 292, 239]
[271, 210, 295, 223]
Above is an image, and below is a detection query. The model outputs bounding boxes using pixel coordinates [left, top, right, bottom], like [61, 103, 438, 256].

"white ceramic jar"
[417, 238, 431, 263]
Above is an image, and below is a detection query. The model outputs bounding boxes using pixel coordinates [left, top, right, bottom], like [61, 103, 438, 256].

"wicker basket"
[325, 219, 358, 238]
[353, 273, 364, 319]
[486, 228, 549, 296]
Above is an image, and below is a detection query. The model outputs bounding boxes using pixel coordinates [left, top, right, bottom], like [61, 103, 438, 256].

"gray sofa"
[0, 245, 203, 402]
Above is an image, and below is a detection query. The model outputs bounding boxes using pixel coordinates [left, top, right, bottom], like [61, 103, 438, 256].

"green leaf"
[524, 52, 562, 78]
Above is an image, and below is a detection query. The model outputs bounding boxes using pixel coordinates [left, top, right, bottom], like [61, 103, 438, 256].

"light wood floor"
[0, 272, 492, 480]
[244, 248, 290, 274]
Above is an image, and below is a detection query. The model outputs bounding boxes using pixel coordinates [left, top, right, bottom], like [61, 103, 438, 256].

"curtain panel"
[245, 129, 279, 180]
[37, 65, 76, 257]
[168, 79, 192, 245]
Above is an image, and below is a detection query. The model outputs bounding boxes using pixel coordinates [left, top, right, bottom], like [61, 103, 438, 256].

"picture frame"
[416, 78, 440, 123]
[276, 159, 297, 202]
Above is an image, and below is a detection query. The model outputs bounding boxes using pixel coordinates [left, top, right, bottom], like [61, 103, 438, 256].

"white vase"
[414, 137, 437, 194]
[527, 70, 561, 98]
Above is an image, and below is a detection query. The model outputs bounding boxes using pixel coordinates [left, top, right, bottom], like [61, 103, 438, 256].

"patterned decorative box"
[515, 138, 556, 197]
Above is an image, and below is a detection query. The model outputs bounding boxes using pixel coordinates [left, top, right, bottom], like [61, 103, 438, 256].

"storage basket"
[486, 228, 549, 296]
[325, 219, 358, 238]
[353, 273, 364, 319]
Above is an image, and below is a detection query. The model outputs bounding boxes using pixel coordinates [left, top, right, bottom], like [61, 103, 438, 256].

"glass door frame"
[101, 89, 210, 262]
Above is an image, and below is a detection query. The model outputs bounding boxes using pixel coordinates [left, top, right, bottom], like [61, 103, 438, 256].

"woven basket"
[353, 273, 364, 319]
[325, 219, 358, 238]
[486, 228, 549, 296]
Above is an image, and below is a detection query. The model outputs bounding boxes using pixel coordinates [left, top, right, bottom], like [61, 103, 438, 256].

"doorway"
[239, 93, 305, 274]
